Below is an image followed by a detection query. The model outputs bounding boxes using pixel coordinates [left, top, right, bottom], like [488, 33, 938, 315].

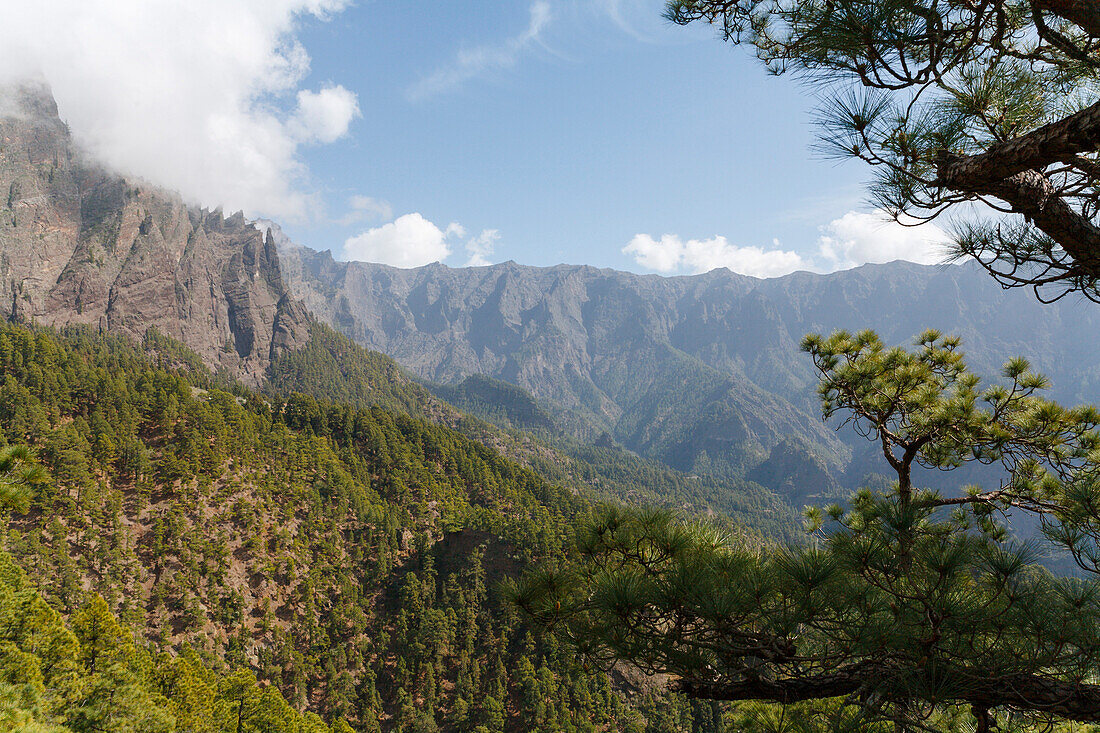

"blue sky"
[3, 0, 948, 276]
[289, 0, 881, 272]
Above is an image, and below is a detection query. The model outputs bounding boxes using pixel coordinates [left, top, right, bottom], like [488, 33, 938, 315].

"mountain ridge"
[9, 79, 1099, 503]
[275, 236, 1100, 492]
[0, 84, 792, 531]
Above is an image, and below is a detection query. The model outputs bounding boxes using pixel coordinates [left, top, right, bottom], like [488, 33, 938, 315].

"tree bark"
[938, 158, 1100, 278]
[933, 101, 1100, 278]
[937, 101, 1100, 186]
[1034, 0, 1100, 36]
[974, 168, 1100, 274]
[675, 666, 1100, 723]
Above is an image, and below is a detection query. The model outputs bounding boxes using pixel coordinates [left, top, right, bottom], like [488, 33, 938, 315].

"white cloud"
[288, 85, 360, 144]
[0, 0, 358, 221]
[337, 195, 394, 226]
[407, 2, 551, 101]
[623, 234, 688, 273]
[625, 211, 952, 278]
[624, 234, 810, 278]
[816, 211, 950, 269]
[342, 214, 503, 269]
[343, 213, 461, 268]
[465, 229, 501, 266]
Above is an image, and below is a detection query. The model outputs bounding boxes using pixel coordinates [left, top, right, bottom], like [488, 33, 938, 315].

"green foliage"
[0, 549, 328, 733]
[802, 329, 1100, 551]
[803, 329, 1100, 478]
[0, 445, 47, 513]
[514, 331, 1100, 730]
[0, 322, 721, 731]
[266, 323, 437, 417]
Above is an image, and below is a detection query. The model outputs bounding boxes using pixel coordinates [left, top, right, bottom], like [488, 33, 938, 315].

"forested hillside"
[267, 323, 797, 537]
[430, 374, 557, 434]
[0, 546, 335, 732]
[0, 321, 738, 731]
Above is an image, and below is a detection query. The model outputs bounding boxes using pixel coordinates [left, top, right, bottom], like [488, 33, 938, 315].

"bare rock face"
[0, 83, 309, 385]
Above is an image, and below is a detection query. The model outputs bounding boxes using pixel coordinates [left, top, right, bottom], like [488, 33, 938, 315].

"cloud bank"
[624, 211, 952, 278]
[624, 234, 810, 278]
[0, 0, 359, 221]
[816, 211, 950, 270]
[343, 214, 501, 269]
[407, 2, 552, 101]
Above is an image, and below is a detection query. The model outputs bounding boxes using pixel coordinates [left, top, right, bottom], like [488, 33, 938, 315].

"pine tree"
[513, 330, 1100, 730]
[666, 0, 1100, 300]
[0, 445, 46, 513]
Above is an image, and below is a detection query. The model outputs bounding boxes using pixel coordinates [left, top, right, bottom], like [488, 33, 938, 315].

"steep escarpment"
[276, 243, 851, 481]
[277, 240, 1100, 491]
[0, 83, 309, 385]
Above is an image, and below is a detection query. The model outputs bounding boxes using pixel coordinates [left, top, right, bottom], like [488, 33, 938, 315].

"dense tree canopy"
[0, 444, 46, 513]
[666, 0, 1100, 300]
[512, 330, 1100, 730]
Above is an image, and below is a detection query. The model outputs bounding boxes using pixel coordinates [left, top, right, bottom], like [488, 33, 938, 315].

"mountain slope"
[0, 83, 791, 535]
[0, 83, 309, 386]
[0, 321, 617, 730]
[268, 322, 798, 536]
[277, 242, 1100, 490]
[274, 246, 848, 477]
[430, 374, 557, 434]
[0, 86, 776, 722]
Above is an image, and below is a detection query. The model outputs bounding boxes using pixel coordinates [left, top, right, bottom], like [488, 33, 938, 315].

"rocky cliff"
[0, 84, 309, 385]
[277, 238, 1100, 486]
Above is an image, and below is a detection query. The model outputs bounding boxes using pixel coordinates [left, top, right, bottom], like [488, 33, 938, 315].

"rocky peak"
[0, 83, 310, 385]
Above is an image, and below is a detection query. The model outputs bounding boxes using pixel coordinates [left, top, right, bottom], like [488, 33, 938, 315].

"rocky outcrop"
[0, 84, 309, 385]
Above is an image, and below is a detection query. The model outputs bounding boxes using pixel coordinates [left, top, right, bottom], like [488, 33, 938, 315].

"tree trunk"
[1035, 0, 1100, 35]
[973, 705, 993, 733]
[935, 101, 1100, 278]
[677, 667, 1100, 723]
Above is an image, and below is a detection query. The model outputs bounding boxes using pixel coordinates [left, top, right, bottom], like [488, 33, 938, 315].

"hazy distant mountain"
[277, 239, 1100, 494]
[0, 84, 310, 385]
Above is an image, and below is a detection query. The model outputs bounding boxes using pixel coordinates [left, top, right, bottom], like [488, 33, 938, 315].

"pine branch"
[679, 666, 1100, 723]
[937, 101, 1100, 187]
